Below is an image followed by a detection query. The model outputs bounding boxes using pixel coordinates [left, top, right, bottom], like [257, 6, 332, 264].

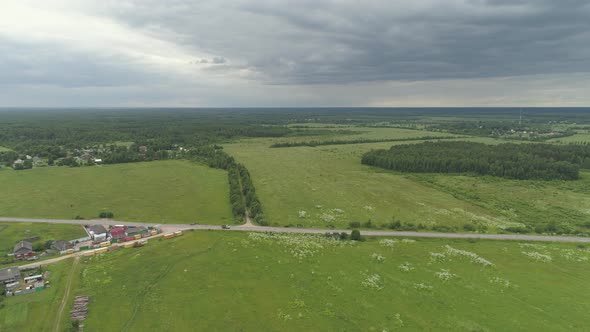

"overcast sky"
[1, 0, 589, 107]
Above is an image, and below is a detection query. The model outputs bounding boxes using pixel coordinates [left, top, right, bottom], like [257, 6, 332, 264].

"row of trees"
[362, 141, 590, 180]
[188, 146, 266, 225]
[270, 136, 458, 148]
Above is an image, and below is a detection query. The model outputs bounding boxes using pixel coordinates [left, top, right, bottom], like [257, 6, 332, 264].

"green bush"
[350, 229, 362, 241]
[463, 224, 476, 232]
[348, 221, 361, 229]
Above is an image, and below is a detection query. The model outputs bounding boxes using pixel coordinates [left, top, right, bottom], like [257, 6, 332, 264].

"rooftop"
[0, 267, 21, 281]
[88, 224, 107, 235]
[13, 240, 33, 253]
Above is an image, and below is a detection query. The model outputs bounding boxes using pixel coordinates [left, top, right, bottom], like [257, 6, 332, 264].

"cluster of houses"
[10, 238, 78, 261]
[11, 155, 42, 169]
[0, 266, 46, 296]
[86, 224, 156, 243]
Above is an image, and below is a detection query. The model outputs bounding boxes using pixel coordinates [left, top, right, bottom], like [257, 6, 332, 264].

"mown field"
[225, 126, 590, 233]
[0, 161, 234, 224]
[0, 146, 10, 152]
[3, 231, 589, 331]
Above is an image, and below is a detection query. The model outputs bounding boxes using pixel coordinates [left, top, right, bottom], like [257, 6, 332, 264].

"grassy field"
[271, 126, 458, 146]
[3, 231, 589, 331]
[224, 127, 589, 233]
[0, 260, 77, 332]
[0, 160, 234, 224]
[0, 223, 86, 255]
[0, 146, 10, 152]
[549, 131, 590, 144]
[413, 173, 590, 232]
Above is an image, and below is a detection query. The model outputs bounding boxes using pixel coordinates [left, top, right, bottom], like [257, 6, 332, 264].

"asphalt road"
[2, 217, 590, 243]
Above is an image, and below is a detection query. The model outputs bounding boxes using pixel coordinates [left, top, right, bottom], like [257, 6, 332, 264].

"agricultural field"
[3, 231, 589, 331]
[0, 146, 10, 152]
[0, 260, 78, 332]
[271, 125, 458, 146]
[0, 160, 234, 224]
[0, 223, 86, 257]
[549, 130, 590, 144]
[225, 126, 589, 233]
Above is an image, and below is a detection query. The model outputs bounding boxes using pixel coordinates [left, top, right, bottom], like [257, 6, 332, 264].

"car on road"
[221, 225, 231, 230]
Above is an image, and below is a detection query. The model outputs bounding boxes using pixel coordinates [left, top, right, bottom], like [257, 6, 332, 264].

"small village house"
[12, 159, 24, 168]
[0, 267, 21, 284]
[51, 240, 74, 252]
[109, 226, 126, 240]
[13, 240, 34, 260]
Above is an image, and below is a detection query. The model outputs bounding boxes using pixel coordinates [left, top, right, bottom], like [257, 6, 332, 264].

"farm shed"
[0, 267, 21, 284]
[88, 224, 108, 242]
[126, 226, 148, 236]
[13, 240, 34, 260]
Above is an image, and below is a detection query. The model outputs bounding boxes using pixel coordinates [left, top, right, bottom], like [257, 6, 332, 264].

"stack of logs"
[70, 296, 90, 321]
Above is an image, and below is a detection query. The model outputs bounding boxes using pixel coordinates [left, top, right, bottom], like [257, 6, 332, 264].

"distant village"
[1, 143, 189, 170]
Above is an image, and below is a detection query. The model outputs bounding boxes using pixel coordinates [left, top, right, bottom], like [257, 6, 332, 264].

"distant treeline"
[270, 136, 459, 148]
[362, 141, 590, 180]
[187, 146, 266, 225]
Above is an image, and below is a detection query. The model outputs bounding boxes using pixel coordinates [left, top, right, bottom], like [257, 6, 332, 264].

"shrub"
[400, 223, 417, 231]
[505, 226, 529, 234]
[363, 220, 374, 228]
[351, 229, 362, 241]
[348, 221, 361, 229]
[339, 232, 349, 240]
[431, 225, 454, 232]
[99, 211, 114, 218]
[463, 224, 476, 232]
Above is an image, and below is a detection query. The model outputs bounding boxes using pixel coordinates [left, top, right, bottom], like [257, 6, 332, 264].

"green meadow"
[225, 127, 590, 233]
[0, 146, 10, 152]
[0, 161, 233, 224]
[3, 231, 589, 331]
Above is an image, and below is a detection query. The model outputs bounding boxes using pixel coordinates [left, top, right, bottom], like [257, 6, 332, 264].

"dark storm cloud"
[100, 0, 590, 85]
[1, 0, 589, 106]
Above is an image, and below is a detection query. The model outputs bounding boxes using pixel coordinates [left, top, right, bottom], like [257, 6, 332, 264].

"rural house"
[109, 226, 126, 240]
[12, 159, 24, 168]
[13, 240, 34, 260]
[0, 267, 21, 284]
[88, 224, 108, 242]
[51, 240, 73, 252]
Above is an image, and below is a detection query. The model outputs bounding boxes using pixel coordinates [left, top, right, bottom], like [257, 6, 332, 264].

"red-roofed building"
[110, 227, 126, 240]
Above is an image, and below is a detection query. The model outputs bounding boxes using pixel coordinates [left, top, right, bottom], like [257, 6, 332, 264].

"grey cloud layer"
[1, 0, 589, 106]
[104, 0, 590, 84]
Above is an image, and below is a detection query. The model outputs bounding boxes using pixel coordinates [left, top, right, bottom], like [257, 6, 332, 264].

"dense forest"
[362, 141, 590, 180]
